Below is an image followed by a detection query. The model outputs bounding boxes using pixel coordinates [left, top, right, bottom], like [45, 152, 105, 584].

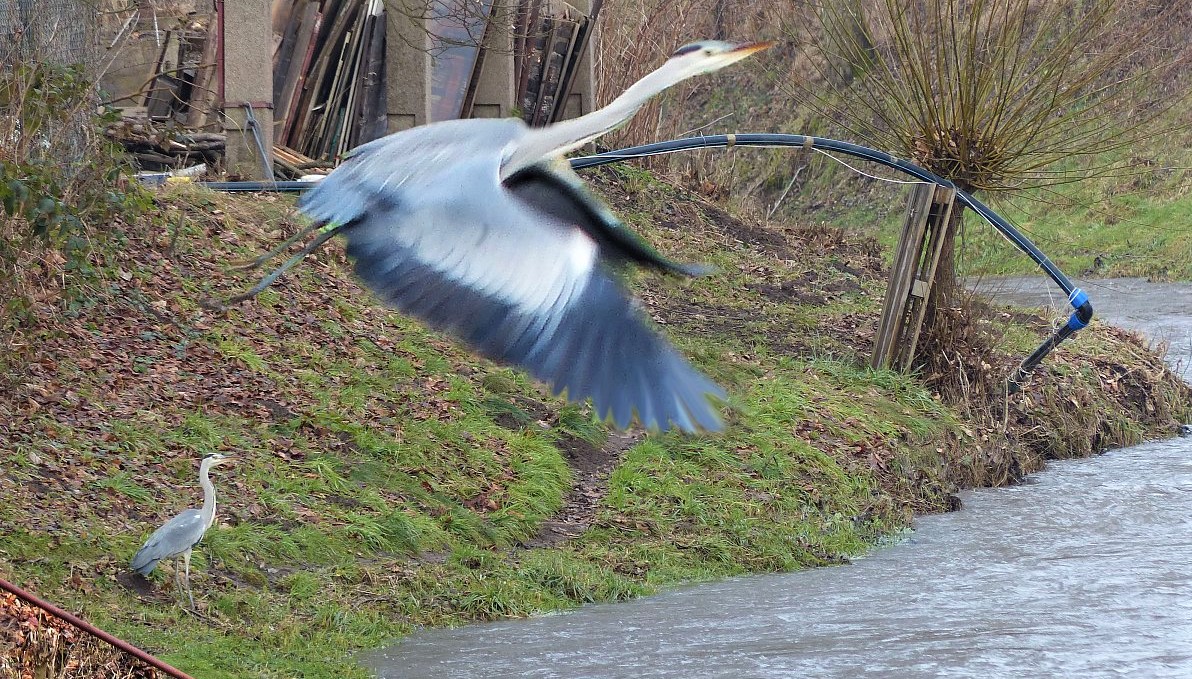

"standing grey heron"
[131, 453, 233, 607]
[231, 40, 773, 433]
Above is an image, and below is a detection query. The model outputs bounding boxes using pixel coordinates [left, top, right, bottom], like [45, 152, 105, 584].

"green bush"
[1, 62, 148, 245]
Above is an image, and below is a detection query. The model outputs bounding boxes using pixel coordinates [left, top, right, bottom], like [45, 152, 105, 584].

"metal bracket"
[240, 103, 275, 182]
[225, 100, 274, 110]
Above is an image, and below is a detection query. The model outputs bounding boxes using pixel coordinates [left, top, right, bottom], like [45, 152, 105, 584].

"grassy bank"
[627, 41, 1192, 284]
[960, 173, 1192, 281]
[1, 171, 1188, 677]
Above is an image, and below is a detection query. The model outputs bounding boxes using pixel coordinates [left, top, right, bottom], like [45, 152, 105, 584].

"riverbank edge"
[1, 175, 1188, 678]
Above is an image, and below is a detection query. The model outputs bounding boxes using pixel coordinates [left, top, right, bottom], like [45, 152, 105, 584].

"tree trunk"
[927, 206, 963, 318]
[917, 182, 973, 375]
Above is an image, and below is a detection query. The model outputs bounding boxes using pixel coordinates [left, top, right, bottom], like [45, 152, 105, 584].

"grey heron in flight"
[231, 40, 773, 432]
[131, 453, 233, 607]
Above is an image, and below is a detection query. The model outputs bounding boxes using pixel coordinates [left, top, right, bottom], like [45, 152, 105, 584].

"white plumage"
[239, 40, 774, 432]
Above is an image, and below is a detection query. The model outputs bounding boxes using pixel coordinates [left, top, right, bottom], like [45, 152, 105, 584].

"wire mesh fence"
[0, 0, 101, 165]
[1, 0, 95, 64]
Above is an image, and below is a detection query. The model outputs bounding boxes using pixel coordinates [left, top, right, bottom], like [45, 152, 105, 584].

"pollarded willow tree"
[780, 0, 1189, 334]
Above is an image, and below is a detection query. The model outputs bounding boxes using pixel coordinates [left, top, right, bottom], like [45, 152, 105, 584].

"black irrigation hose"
[570, 134, 1093, 392]
[197, 180, 316, 192]
[196, 132, 1093, 390]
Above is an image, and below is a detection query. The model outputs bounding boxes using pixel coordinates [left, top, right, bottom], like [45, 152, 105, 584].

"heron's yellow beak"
[705, 40, 775, 71]
[729, 41, 776, 57]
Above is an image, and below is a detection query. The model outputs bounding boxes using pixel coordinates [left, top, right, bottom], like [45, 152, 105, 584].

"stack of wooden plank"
[273, 144, 335, 178]
[140, 14, 219, 129]
[271, 0, 388, 161]
[515, 0, 601, 126]
[105, 113, 225, 169]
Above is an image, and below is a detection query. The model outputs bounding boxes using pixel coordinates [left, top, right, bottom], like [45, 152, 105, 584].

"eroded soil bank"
[1, 174, 1188, 677]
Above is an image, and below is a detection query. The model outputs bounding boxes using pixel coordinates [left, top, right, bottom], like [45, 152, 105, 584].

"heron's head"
[612, 39, 773, 107]
[203, 453, 234, 469]
[663, 40, 775, 80]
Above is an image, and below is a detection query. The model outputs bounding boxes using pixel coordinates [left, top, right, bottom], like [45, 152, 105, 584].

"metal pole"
[0, 576, 198, 679]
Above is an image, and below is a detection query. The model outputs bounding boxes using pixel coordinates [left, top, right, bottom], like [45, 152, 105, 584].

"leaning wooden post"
[871, 183, 958, 371]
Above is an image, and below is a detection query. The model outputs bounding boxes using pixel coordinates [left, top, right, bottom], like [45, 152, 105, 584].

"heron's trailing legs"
[168, 549, 195, 608]
[232, 221, 324, 270]
[222, 221, 347, 307]
[182, 549, 194, 608]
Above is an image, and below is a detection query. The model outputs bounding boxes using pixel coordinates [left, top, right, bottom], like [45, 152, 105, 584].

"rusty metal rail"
[0, 576, 197, 679]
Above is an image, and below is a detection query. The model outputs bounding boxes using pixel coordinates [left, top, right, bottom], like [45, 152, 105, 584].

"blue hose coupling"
[1065, 288, 1093, 332]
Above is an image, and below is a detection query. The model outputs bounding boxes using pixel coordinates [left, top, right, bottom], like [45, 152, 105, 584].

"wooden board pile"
[138, 14, 219, 130]
[103, 8, 219, 171]
[274, 145, 335, 178]
[104, 116, 225, 170]
[103, 0, 599, 174]
[515, 0, 601, 126]
[271, 0, 388, 162]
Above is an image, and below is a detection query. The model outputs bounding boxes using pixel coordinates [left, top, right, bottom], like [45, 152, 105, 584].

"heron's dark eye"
[672, 42, 703, 57]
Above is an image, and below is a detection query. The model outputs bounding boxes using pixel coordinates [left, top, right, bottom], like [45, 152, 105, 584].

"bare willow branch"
[780, 0, 1192, 194]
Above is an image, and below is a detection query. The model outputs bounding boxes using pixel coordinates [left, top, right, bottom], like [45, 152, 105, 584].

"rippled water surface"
[370, 278, 1192, 678]
[976, 276, 1192, 381]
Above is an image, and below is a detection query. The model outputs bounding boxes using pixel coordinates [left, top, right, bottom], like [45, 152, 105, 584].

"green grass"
[1, 176, 1185, 678]
[959, 180, 1192, 280]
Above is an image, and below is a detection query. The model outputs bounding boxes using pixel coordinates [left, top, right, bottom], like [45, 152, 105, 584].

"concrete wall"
[222, 0, 274, 178]
[469, 0, 515, 119]
[385, 1, 432, 132]
[384, 0, 594, 128]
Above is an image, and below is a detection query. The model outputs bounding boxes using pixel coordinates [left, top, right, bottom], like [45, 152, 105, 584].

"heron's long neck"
[198, 462, 217, 530]
[502, 65, 683, 179]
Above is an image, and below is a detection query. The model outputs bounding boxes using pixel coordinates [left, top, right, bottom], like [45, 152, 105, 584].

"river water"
[369, 277, 1192, 678]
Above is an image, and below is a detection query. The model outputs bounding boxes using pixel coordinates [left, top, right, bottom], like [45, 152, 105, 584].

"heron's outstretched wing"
[297, 130, 724, 432]
[131, 509, 204, 575]
[504, 162, 712, 277]
[305, 118, 529, 219]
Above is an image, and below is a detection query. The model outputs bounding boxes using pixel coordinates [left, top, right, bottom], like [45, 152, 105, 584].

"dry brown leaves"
[0, 188, 475, 536]
[0, 592, 156, 679]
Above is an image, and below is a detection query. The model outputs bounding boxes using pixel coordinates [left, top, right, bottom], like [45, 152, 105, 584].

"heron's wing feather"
[302, 153, 724, 431]
[299, 118, 527, 227]
[130, 509, 205, 574]
[505, 163, 713, 277]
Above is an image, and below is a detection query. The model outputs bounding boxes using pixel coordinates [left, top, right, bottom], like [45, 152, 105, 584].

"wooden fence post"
[871, 183, 958, 371]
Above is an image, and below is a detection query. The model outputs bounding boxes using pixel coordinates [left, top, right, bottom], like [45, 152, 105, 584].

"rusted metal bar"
[0, 576, 198, 679]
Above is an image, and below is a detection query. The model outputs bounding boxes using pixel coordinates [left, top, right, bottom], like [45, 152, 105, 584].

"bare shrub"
[771, 0, 1192, 355]
[1, 0, 149, 345]
[594, 0, 769, 149]
[781, 0, 1192, 194]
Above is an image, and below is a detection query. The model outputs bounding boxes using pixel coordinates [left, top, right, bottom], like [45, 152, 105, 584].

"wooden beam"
[871, 182, 934, 370]
[896, 186, 956, 368]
